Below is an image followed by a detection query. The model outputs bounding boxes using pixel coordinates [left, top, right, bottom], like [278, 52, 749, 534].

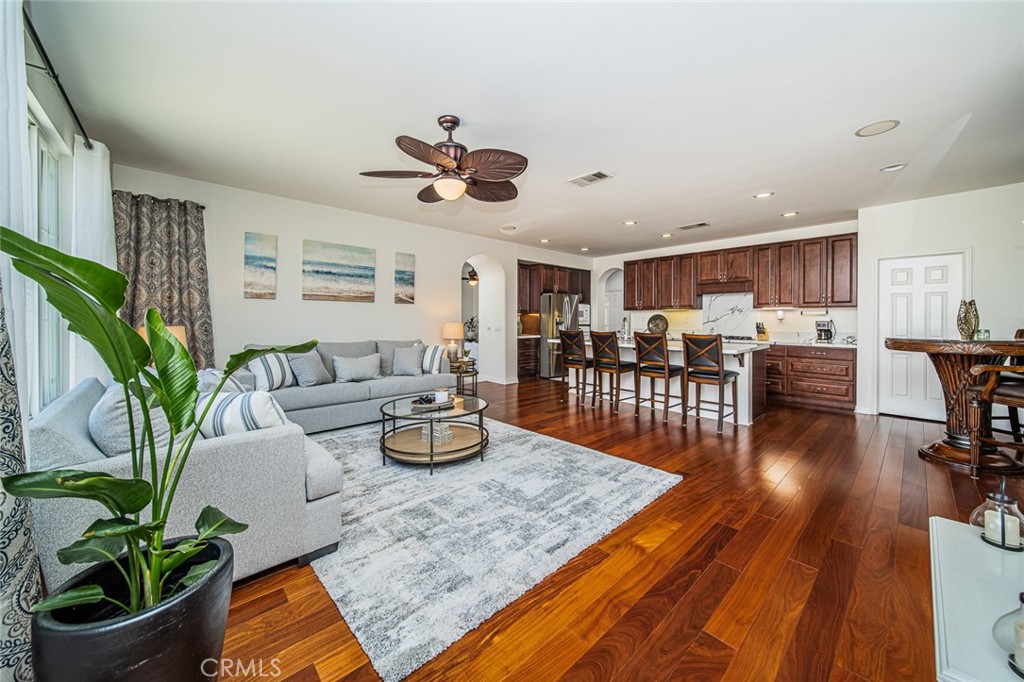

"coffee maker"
[816, 320, 836, 343]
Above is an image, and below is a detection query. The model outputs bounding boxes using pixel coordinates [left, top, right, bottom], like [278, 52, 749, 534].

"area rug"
[309, 418, 682, 681]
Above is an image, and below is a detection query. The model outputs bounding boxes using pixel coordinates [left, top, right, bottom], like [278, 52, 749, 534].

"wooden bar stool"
[590, 331, 636, 412]
[633, 332, 684, 422]
[682, 333, 738, 433]
[559, 329, 594, 404]
[968, 360, 1024, 479]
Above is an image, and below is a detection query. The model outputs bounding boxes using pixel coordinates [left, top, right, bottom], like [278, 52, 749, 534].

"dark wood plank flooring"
[222, 378, 1016, 681]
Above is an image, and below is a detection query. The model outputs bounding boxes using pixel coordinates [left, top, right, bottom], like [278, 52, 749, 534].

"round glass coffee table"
[379, 395, 489, 474]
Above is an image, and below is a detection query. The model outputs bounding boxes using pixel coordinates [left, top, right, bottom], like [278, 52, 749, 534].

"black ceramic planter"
[32, 537, 234, 682]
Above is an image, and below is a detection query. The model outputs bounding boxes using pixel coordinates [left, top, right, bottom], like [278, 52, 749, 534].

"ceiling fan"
[360, 115, 528, 203]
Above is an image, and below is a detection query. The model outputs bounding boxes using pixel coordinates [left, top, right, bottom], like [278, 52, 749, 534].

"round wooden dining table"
[884, 337, 1024, 473]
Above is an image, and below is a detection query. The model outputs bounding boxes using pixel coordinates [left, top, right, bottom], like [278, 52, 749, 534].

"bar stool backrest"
[634, 332, 669, 369]
[560, 329, 586, 360]
[683, 333, 725, 378]
[1014, 329, 1024, 367]
[591, 331, 620, 366]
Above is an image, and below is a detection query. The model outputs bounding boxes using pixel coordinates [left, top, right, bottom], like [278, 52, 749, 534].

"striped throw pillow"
[421, 345, 446, 374]
[195, 391, 288, 438]
[247, 352, 296, 391]
[196, 369, 248, 394]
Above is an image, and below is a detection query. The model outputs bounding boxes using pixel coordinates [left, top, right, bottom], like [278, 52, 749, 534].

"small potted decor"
[0, 226, 314, 681]
[464, 315, 478, 341]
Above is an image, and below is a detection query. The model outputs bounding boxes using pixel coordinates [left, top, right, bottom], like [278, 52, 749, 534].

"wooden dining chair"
[559, 329, 593, 404]
[590, 331, 636, 412]
[633, 332, 684, 422]
[682, 333, 738, 433]
[967, 359, 1024, 479]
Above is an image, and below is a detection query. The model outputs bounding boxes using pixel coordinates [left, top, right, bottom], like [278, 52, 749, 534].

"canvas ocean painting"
[394, 252, 415, 304]
[302, 239, 376, 302]
[243, 232, 277, 299]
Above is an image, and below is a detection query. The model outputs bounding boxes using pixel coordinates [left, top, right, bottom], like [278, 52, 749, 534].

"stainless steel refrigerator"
[540, 293, 581, 379]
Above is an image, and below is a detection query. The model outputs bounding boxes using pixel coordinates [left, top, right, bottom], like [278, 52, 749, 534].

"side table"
[451, 359, 478, 396]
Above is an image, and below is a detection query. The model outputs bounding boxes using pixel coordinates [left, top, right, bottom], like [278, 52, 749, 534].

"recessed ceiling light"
[855, 119, 900, 137]
[623, 220, 638, 226]
[661, 233, 672, 239]
[753, 192, 775, 199]
[540, 239, 550, 244]
[879, 163, 908, 172]
[781, 211, 799, 217]
[499, 225, 517, 234]
[580, 247, 590, 252]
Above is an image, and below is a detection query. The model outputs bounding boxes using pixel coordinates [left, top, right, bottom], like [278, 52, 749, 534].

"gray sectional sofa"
[27, 378, 344, 589]
[236, 340, 457, 434]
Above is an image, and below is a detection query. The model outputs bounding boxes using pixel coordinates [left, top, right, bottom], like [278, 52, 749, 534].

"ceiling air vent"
[568, 171, 612, 187]
[678, 222, 710, 231]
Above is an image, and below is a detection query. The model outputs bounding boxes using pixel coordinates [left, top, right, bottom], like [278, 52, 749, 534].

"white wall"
[111, 165, 590, 383]
[856, 182, 1024, 413]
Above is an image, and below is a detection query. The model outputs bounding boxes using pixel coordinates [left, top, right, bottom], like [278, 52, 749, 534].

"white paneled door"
[878, 253, 966, 420]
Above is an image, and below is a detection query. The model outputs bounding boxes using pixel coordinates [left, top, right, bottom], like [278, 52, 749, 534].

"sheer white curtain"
[70, 134, 115, 385]
[0, 5, 43, 681]
[0, 0, 34, 418]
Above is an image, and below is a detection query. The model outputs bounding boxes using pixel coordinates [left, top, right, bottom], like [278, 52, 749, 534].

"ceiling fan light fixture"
[433, 174, 468, 201]
[463, 268, 479, 286]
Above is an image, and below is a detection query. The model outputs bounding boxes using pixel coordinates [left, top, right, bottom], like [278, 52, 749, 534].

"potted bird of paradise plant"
[0, 225, 315, 681]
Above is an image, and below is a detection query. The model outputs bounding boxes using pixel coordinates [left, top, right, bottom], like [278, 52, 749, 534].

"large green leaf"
[11, 261, 149, 383]
[57, 536, 126, 565]
[0, 225, 126, 311]
[83, 517, 165, 541]
[195, 505, 248, 540]
[156, 539, 206, 575]
[145, 309, 198, 433]
[31, 585, 105, 612]
[179, 560, 218, 588]
[224, 341, 317, 374]
[2, 470, 152, 515]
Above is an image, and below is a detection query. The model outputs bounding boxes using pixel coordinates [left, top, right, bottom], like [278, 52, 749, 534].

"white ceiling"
[28, 1, 1024, 257]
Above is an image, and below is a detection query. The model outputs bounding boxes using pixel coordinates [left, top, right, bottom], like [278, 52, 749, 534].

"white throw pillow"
[421, 345, 446, 374]
[333, 354, 382, 382]
[247, 353, 296, 391]
[195, 391, 288, 438]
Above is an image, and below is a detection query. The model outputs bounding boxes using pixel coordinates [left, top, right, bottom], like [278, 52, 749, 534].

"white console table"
[931, 516, 1024, 681]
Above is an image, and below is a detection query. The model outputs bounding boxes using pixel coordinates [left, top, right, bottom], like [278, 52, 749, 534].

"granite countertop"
[517, 334, 541, 339]
[769, 340, 858, 348]
[546, 338, 771, 355]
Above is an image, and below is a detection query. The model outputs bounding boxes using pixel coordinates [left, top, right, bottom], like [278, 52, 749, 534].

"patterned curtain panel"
[0, 277, 42, 682]
[112, 190, 216, 369]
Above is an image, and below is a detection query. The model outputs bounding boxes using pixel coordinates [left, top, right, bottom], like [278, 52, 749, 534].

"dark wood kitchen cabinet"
[697, 247, 753, 283]
[568, 269, 591, 303]
[623, 258, 658, 310]
[517, 263, 533, 313]
[753, 241, 797, 308]
[765, 344, 856, 412]
[798, 234, 857, 307]
[517, 337, 539, 378]
[517, 261, 591, 313]
[655, 254, 698, 309]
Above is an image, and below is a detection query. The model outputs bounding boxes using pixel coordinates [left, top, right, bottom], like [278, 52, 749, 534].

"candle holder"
[993, 592, 1024, 679]
[969, 477, 1024, 552]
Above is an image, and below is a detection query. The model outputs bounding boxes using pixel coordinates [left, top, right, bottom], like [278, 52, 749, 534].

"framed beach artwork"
[301, 239, 376, 302]
[243, 232, 277, 299]
[394, 252, 415, 304]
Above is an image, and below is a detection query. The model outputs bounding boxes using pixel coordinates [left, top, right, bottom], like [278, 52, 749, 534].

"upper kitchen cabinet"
[753, 242, 797, 308]
[555, 267, 571, 294]
[623, 258, 658, 310]
[517, 263, 533, 313]
[518, 262, 591, 313]
[697, 247, 753, 283]
[656, 254, 698, 309]
[798, 234, 857, 307]
[568, 269, 591, 304]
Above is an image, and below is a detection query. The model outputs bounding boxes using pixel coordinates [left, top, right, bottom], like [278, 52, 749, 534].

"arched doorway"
[463, 254, 506, 383]
[597, 267, 625, 333]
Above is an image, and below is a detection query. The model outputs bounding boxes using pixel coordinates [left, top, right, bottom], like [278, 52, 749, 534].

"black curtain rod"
[22, 7, 94, 151]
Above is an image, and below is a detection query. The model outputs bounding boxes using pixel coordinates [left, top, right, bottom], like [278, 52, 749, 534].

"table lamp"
[137, 325, 188, 347]
[441, 321, 464, 361]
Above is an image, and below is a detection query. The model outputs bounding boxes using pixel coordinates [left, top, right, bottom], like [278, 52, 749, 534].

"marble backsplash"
[701, 293, 755, 336]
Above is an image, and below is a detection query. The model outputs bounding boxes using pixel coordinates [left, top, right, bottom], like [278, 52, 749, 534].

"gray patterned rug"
[310, 418, 682, 681]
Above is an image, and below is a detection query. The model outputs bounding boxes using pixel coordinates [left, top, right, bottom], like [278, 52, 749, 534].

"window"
[26, 117, 69, 415]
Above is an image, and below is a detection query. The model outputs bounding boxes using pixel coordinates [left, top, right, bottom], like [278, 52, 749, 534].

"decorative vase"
[957, 299, 979, 341]
[33, 538, 234, 682]
[992, 592, 1024, 678]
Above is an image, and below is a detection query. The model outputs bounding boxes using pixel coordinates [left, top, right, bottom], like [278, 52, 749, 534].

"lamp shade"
[433, 175, 468, 201]
[441, 322, 464, 341]
[137, 325, 188, 347]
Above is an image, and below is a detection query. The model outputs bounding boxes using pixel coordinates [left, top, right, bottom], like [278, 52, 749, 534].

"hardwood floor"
[222, 378, 1016, 681]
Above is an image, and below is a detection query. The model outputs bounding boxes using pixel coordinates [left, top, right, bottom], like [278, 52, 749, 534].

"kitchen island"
[546, 338, 769, 425]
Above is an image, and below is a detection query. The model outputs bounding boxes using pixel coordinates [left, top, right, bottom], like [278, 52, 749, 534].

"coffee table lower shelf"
[380, 422, 489, 474]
